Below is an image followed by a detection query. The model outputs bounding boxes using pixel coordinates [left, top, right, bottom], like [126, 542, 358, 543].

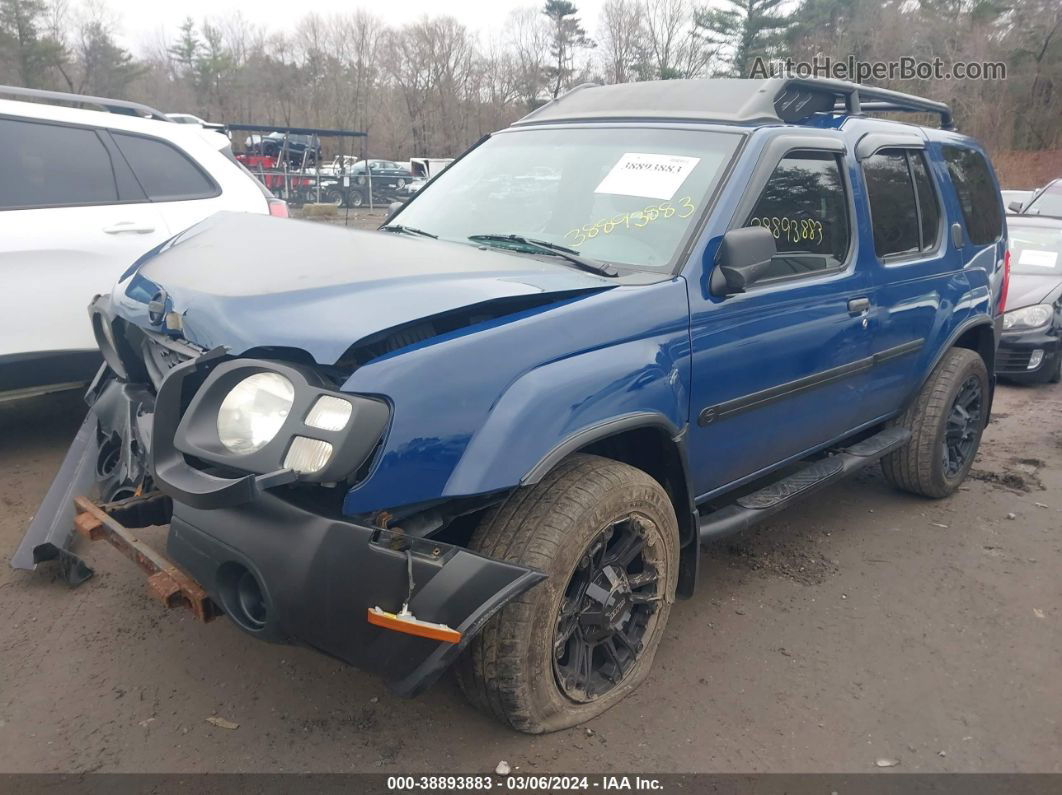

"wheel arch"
[522, 415, 700, 598]
[925, 316, 997, 421]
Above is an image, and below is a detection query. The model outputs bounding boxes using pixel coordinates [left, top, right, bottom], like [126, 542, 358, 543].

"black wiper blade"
[468, 234, 618, 277]
[381, 224, 438, 239]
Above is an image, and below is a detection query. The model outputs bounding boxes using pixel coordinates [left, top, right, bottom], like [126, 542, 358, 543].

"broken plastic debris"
[206, 716, 239, 730]
[875, 758, 900, 768]
[495, 761, 511, 776]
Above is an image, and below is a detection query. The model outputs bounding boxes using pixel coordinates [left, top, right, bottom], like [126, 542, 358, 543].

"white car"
[0, 86, 285, 401]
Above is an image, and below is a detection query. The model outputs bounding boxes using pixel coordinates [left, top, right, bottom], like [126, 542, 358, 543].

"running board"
[698, 427, 911, 543]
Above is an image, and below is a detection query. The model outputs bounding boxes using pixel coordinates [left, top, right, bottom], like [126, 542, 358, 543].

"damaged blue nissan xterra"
[14, 77, 1008, 733]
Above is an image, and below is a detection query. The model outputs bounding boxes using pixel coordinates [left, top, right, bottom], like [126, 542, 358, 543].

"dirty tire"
[456, 454, 679, 734]
[882, 347, 989, 498]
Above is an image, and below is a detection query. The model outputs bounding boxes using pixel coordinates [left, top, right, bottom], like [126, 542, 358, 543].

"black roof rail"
[0, 84, 171, 122]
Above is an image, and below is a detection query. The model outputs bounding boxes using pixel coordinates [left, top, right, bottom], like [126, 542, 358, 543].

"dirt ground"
[1, 380, 1059, 774]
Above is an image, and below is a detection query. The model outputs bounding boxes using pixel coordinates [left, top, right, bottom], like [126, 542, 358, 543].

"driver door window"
[743, 152, 851, 282]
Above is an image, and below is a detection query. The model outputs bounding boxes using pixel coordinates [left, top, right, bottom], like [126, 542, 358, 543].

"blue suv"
[15, 77, 1008, 733]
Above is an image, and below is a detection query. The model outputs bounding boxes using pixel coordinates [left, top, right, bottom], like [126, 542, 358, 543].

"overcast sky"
[109, 0, 609, 54]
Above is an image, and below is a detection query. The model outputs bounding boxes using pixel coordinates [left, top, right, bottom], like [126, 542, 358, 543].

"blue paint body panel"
[106, 114, 1005, 520]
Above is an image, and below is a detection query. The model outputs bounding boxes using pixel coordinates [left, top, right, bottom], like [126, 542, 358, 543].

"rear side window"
[744, 151, 851, 281]
[942, 145, 1002, 245]
[910, 153, 941, 249]
[0, 118, 118, 209]
[112, 132, 218, 201]
[863, 149, 941, 258]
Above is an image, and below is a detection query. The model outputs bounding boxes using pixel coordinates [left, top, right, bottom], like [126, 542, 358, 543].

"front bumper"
[13, 365, 546, 696]
[997, 326, 1060, 380]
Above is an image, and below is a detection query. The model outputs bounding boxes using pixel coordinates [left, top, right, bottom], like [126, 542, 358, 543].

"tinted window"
[864, 150, 920, 257]
[942, 145, 1002, 245]
[910, 152, 941, 249]
[744, 152, 851, 280]
[0, 118, 118, 209]
[112, 132, 217, 201]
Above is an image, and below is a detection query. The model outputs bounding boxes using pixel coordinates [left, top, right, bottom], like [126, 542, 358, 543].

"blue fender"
[340, 278, 692, 516]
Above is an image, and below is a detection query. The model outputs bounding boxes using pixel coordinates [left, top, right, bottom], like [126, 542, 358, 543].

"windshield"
[391, 126, 741, 270]
[1008, 222, 1062, 275]
[1025, 185, 1062, 218]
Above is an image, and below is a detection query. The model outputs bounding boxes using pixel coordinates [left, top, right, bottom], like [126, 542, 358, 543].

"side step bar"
[698, 427, 911, 543]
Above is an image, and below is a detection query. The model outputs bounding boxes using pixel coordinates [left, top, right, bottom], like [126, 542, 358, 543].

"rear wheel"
[456, 454, 679, 733]
[348, 189, 365, 208]
[882, 347, 989, 498]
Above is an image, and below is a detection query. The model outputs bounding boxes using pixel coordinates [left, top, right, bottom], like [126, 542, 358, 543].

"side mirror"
[1008, 200, 1024, 213]
[386, 201, 404, 221]
[710, 227, 777, 296]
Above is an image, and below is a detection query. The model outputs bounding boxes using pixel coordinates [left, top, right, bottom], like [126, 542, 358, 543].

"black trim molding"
[697, 338, 925, 426]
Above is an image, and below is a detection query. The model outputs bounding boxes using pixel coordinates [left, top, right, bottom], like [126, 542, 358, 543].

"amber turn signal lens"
[366, 606, 461, 644]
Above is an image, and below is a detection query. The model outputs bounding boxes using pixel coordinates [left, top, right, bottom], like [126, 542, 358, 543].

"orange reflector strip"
[367, 606, 462, 644]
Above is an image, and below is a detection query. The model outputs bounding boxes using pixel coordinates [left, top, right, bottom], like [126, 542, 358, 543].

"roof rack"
[0, 84, 171, 122]
[515, 76, 955, 131]
[779, 78, 954, 130]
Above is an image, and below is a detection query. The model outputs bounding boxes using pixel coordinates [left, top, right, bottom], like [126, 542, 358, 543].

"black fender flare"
[520, 411, 701, 598]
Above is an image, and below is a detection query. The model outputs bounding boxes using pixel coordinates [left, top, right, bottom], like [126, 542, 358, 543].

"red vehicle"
[235, 154, 313, 193]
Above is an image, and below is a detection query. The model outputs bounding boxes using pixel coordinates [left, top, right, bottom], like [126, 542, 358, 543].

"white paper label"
[1018, 249, 1058, 268]
[594, 153, 701, 200]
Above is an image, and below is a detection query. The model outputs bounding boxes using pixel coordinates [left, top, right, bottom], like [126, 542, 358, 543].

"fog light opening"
[218, 562, 269, 632]
[1027, 349, 1044, 370]
[236, 570, 267, 629]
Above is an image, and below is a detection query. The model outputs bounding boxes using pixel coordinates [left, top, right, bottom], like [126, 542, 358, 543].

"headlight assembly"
[172, 359, 390, 485]
[217, 373, 295, 453]
[1003, 304, 1053, 331]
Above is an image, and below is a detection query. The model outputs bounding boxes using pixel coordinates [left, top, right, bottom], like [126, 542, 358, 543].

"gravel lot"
[1, 374, 1059, 774]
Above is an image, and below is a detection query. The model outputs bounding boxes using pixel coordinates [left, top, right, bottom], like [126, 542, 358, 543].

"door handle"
[848, 297, 871, 316]
[103, 222, 155, 235]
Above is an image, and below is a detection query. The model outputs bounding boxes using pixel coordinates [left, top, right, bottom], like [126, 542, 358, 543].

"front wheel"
[457, 454, 679, 733]
[882, 347, 989, 498]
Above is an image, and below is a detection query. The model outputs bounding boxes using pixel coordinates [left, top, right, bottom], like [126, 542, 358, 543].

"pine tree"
[695, 0, 794, 77]
[542, 0, 592, 97]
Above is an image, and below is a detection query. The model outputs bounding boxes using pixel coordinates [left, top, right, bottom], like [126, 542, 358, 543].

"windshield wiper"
[468, 234, 618, 277]
[381, 224, 438, 239]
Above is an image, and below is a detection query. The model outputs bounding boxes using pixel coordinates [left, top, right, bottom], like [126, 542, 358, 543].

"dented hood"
[115, 212, 615, 364]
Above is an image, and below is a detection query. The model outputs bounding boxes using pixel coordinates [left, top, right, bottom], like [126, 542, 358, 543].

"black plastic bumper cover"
[168, 493, 546, 695]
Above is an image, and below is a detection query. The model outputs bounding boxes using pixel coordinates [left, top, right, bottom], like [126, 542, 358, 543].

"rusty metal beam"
[73, 495, 219, 622]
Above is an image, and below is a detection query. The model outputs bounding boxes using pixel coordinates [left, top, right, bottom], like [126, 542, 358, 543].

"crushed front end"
[12, 295, 545, 697]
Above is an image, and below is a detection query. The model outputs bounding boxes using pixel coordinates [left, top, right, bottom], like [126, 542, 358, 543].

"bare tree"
[598, 0, 649, 83]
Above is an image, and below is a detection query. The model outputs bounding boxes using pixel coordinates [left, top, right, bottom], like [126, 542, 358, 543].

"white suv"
[0, 86, 286, 401]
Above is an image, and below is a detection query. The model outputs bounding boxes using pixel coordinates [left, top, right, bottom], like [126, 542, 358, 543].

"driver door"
[686, 142, 876, 500]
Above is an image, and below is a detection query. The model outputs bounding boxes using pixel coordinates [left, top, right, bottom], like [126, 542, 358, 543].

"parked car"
[1002, 188, 1035, 213]
[996, 214, 1062, 383]
[16, 78, 1007, 734]
[0, 85, 285, 402]
[1020, 178, 1062, 217]
[252, 132, 322, 166]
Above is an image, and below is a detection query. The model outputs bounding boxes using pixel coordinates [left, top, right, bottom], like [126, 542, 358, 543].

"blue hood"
[114, 212, 616, 365]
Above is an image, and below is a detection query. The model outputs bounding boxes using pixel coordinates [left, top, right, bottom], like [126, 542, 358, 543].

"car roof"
[513, 76, 954, 131]
[0, 97, 229, 151]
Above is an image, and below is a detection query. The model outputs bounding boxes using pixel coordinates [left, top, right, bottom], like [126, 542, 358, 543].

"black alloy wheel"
[943, 374, 983, 478]
[552, 516, 659, 702]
